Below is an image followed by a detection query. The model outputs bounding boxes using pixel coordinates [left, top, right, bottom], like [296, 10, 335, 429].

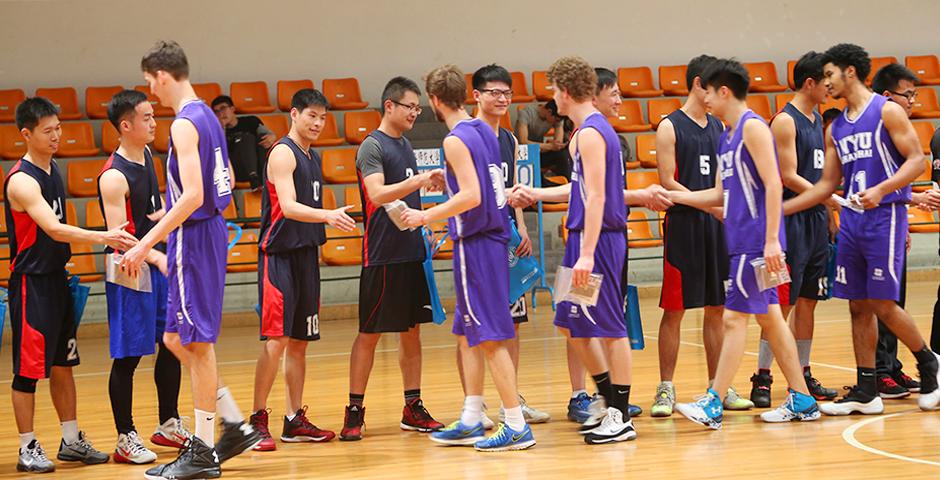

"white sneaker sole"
[280, 435, 331, 443]
[675, 404, 722, 430]
[760, 410, 822, 423]
[585, 429, 637, 444]
[820, 398, 884, 416]
[429, 435, 484, 446]
[474, 439, 536, 452]
[919, 353, 940, 411]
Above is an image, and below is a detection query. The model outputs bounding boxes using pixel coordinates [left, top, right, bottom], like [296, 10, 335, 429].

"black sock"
[154, 341, 181, 424]
[404, 389, 421, 403]
[592, 372, 612, 402]
[758, 368, 772, 376]
[913, 347, 937, 366]
[109, 356, 142, 435]
[610, 384, 631, 418]
[803, 366, 812, 376]
[349, 393, 365, 407]
[857, 367, 877, 397]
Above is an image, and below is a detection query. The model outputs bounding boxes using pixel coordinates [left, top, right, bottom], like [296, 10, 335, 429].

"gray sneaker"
[651, 382, 676, 417]
[18, 439, 55, 473]
[498, 395, 552, 424]
[723, 387, 755, 411]
[57, 431, 109, 464]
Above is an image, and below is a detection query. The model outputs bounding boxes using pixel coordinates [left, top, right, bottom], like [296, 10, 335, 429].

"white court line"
[842, 410, 940, 468]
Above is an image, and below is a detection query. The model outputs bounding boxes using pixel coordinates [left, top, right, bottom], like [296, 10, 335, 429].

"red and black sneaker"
[281, 406, 335, 443]
[400, 398, 444, 432]
[878, 374, 911, 399]
[893, 370, 921, 393]
[249, 409, 277, 451]
[339, 405, 365, 441]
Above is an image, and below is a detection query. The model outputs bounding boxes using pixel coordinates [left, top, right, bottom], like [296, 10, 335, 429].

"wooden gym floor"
[1, 281, 939, 479]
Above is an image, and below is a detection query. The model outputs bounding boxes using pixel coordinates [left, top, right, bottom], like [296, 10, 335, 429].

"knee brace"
[12, 375, 38, 393]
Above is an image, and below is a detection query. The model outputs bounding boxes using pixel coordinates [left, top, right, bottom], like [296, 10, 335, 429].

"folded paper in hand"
[106, 253, 153, 292]
[553, 266, 603, 307]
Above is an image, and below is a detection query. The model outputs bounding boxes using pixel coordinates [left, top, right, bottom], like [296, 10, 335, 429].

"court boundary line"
[842, 409, 940, 467]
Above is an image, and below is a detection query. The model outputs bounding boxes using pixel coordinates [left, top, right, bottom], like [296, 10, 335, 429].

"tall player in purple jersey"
[401, 65, 535, 452]
[669, 59, 820, 429]
[783, 44, 940, 415]
[121, 41, 261, 480]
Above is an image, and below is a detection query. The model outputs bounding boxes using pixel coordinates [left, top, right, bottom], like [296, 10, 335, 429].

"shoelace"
[654, 385, 673, 404]
[692, 393, 717, 407]
[124, 433, 151, 456]
[345, 408, 363, 428]
[880, 376, 901, 388]
[28, 443, 49, 462]
[488, 423, 508, 443]
[175, 416, 193, 439]
[75, 432, 95, 451]
[410, 401, 435, 422]
[252, 410, 273, 437]
[897, 373, 917, 386]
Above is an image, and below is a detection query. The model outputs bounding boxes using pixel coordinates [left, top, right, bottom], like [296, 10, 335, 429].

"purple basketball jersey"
[445, 118, 510, 242]
[831, 94, 911, 205]
[718, 110, 786, 254]
[166, 100, 233, 223]
[566, 112, 627, 232]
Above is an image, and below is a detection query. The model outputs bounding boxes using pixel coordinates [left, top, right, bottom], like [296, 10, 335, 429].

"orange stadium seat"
[647, 98, 681, 129]
[626, 170, 660, 190]
[65, 199, 79, 226]
[906, 55, 940, 85]
[322, 187, 338, 210]
[57, 122, 100, 157]
[0, 211, 7, 235]
[101, 121, 120, 153]
[464, 73, 476, 105]
[531, 71, 554, 101]
[774, 92, 796, 113]
[618, 67, 663, 98]
[908, 207, 939, 233]
[343, 111, 381, 145]
[509, 72, 536, 103]
[913, 121, 936, 154]
[608, 100, 651, 133]
[787, 60, 798, 90]
[230, 81, 275, 114]
[67, 159, 106, 197]
[153, 119, 172, 153]
[746, 95, 773, 121]
[322, 78, 368, 110]
[627, 211, 662, 248]
[66, 243, 103, 282]
[0, 246, 10, 287]
[84, 200, 105, 228]
[134, 85, 174, 117]
[559, 215, 568, 245]
[35, 87, 82, 120]
[322, 148, 358, 184]
[659, 65, 688, 96]
[0, 165, 4, 200]
[819, 96, 846, 113]
[85, 86, 122, 119]
[343, 186, 363, 215]
[867, 56, 898, 86]
[636, 134, 657, 169]
[153, 155, 166, 192]
[277, 79, 315, 112]
[312, 112, 345, 147]
[321, 226, 363, 266]
[743, 62, 787, 92]
[192, 83, 222, 103]
[243, 190, 262, 224]
[912, 159, 933, 192]
[259, 114, 289, 139]
[0, 89, 26, 123]
[0, 124, 27, 160]
[911, 88, 940, 119]
[227, 232, 259, 273]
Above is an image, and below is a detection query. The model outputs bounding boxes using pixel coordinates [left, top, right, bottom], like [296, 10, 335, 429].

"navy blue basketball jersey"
[97, 148, 164, 252]
[778, 103, 825, 201]
[259, 137, 327, 253]
[4, 159, 71, 274]
[667, 110, 723, 212]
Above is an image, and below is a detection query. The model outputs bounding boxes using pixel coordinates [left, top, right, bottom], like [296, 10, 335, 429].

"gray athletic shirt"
[517, 104, 554, 142]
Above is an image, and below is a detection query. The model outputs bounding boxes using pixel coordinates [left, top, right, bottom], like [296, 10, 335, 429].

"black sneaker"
[749, 371, 773, 408]
[804, 371, 837, 400]
[877, 374, 911, 399]
[57, 431, 110, 464]
[340, 405, 365, 441]
[144, 436, 220, 480]
[820, 385, 884, 416]
[215, 420, 262, 464]
[893, 370, 921, 393]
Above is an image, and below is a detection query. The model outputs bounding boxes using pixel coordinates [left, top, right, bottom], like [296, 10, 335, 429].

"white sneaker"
[498, 395, 551, 424]
[760, 392, 821, 423]
[917, 353, 940, 411]
[17, 439, 54, 473]
[481, 414, 496, 430]
[584, 407, 636, 444]
[114, 431, 157, 464]
[151, 417, 193, 449]
[578, 395, 608, 435]
[819, 387, 884, 416]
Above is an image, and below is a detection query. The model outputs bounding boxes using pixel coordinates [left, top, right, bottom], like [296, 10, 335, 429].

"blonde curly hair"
[547, 56, 597, 102]
[424, 64, 466, 110]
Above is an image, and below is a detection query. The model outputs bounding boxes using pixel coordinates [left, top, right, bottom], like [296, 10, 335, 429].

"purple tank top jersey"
[566, 112, 627, 231]
[166, 100, 232, 223]
[718, 110, 786, 255]
[830, 94, 911, 205]
[444, 118, 510, 242]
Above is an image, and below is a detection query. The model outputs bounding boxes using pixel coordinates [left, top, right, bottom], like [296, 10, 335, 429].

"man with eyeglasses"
[342, 76, 446, 441]
[516, 100, 570, 180]
[211, 95, 276, 190]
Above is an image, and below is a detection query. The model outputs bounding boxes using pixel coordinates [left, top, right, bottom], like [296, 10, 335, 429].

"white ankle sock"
[503, 406, 526, 431]
[19, 432, 35, 449]
[460, 395, 484, 425]
[194, 409, 216, 447]
[570, 389, 587, 399]
[216, 386, 244, 423]
[60, 420, 79, 444]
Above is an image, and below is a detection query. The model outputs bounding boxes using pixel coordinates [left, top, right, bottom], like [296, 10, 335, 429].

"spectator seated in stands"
[515, 100, 570, 181]
[211, 95, 277, 189]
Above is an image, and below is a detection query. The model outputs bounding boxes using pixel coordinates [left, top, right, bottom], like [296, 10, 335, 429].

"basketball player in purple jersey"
[668, 59, 820, 429]
[400, 64, 534, 452]
[783, 44, 940, 415]
[122, 41, 260, 480]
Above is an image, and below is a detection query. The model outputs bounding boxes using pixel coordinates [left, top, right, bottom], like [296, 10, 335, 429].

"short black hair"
[472, 64, 512, 91]
[594, 67, 617, 93]
[822, 43, 871, 82]
[544, 100, 561, 118]
[822, 107, 841, 126]
[211, 95, 234, 109]
[381, 76, 421, 108]
[15, 97, 59, 131]
[107, 90, 149, 130]
[291, 88, 329, 112]
[686, 54, 718, 90]
[141, 40, 189, 80]
[871, 63, 919, 95]
[793, 51, 825, 90]
[701, 58, 750, 100]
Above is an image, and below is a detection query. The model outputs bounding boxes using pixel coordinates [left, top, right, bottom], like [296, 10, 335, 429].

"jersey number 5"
[700, 155, 711, 176]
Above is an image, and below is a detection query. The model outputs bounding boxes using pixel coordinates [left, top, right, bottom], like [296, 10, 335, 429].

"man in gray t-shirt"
[515, 100, 570, 179]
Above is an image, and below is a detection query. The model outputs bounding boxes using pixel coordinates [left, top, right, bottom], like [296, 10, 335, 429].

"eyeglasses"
[391, 100, 422, 114]
[889, 90, 918, 101]
[478, 89, 514, 99]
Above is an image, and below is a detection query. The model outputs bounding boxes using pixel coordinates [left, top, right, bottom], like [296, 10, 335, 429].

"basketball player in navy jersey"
[248, 89, 355, 451]
[124, 41, 261, 480]
[402, 64, 535, 451]
[99, 90, 191, 464]
[668, 59, 820, 429]
[6, 97, 136, 473]
[786, 44, 940, 415]
[749, 52, 838, 406]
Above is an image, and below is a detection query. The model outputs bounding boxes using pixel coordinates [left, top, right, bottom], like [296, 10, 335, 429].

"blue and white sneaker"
[430, 421, 485, 446]
[474, 423, 535, 452]
[675, 389, 723, 430]
[567, 392, 592, 423]
[760, 389, 821, 423]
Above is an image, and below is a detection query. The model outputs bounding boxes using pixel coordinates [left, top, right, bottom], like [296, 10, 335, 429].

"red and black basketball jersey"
[259, 137, 327, 253]
[3, 158, 71, 274]
[97, 148, 164, 253]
